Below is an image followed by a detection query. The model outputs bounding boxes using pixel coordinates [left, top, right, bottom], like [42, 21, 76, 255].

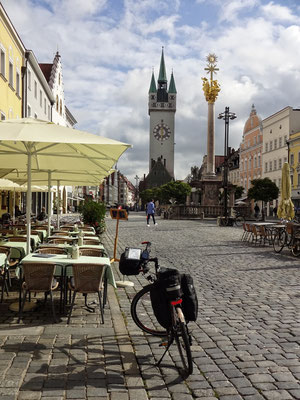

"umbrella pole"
[57, 180, 60, 230]
[12, 188, 16, 224]
[47, 171, 52, 237]
[26, 150, 32, 254]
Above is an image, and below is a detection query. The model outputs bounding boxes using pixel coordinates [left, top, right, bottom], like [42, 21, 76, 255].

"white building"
[262, 106, 300, 212]
[24, 50, 54, 120]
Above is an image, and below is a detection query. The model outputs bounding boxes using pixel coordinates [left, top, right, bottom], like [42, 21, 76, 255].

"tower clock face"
[153, 121, 171, 141]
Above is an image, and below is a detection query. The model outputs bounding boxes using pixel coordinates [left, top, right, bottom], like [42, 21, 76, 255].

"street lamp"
[218, 107, 237, 219]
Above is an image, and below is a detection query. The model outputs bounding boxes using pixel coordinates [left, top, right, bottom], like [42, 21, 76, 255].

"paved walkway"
[0, 213, 300, 399]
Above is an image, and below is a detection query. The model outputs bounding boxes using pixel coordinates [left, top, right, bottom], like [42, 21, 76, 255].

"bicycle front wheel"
[273, 230, 286, 253]
[291, 237, 300, 257]
[131, 284, 167, 337]
[174, 308, 193, 376]
[235, 216, 244, 227]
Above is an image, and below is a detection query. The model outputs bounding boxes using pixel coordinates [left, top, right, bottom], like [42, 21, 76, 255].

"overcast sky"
[2, 0, 300, 183]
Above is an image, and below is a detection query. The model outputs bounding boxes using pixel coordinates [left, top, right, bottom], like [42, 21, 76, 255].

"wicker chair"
[6, 236, 27, 242]
[48, 238, 74, 244]
[79, 248, 106, 257]
[18, 262, 59, 323]
[37, 247, 67, 255]
[67, 263, 106, 324]
[0, 246, 10, 302]
[83, 239, 99, 245]
[52, 231, 69, 236]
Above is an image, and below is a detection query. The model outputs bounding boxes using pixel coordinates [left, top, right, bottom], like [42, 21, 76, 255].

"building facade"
[287, 130, 300, 207]
[148, 48, 176, 184]
[239, 105, 263, 193]
[0, 3, 25, 120]
[24, 50, 54, 120]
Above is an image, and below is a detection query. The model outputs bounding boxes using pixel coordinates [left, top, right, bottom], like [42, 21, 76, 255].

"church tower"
[148, 48, 176, 180]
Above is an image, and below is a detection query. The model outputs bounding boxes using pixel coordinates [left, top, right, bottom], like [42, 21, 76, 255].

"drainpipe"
[21, 51, 29, 117]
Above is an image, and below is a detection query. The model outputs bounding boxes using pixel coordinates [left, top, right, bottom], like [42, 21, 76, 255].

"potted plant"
[79, 200, 106, 235]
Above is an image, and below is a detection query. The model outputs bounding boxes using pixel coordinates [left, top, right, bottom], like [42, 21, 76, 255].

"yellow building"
[289, 131, 300, 207]
[0, 3, 25, 120]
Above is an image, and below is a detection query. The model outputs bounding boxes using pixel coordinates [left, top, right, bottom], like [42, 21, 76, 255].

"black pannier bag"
[181, 273, 198, 322]
[150, 280, 172, 329]
[150, 268, 181, 329]
[119, 247, 141, 276]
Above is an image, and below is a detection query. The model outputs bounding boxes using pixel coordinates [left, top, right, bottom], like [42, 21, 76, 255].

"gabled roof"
[39, 64, 52, 84]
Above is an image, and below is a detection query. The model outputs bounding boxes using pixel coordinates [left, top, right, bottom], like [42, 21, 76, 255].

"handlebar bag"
[181, 274, 198, 322]
[119, 251, 141, 276]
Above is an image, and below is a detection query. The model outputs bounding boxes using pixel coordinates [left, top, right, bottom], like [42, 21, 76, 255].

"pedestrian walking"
[146, 199, 157, 226]
[254, 203, 260, 219]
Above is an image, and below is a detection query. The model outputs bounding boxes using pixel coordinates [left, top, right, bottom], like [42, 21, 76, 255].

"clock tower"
[148, 48, 176, 180]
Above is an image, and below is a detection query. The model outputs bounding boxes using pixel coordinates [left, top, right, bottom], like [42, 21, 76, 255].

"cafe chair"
[48, 238, 74, 244]
[37, 247, 67, 255]
[18, 262, 59, 323]
[83, 239, 99, 245]
[52, 231, 69, 236]
[79, 248, 106, 257]
[67, 263, 106, 324]
[0, 245, 22, 291]
[0, 246, 10, 302]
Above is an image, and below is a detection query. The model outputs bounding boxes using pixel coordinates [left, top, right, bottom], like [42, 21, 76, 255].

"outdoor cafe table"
[47, 235, 101, 243]
[39, 243, 107, 255]
[21, 253, 116, 287]
[0, 241, 27, 259]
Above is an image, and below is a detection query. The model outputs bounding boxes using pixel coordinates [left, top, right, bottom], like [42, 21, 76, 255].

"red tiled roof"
[39, 63, 52, 83]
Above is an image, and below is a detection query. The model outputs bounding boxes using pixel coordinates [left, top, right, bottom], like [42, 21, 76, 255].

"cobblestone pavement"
[103, 212, 300, 400]
[0, 213, 300, 399]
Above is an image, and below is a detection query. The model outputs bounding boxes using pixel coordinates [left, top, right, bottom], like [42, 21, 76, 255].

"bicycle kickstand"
[156, 338, 173, 367]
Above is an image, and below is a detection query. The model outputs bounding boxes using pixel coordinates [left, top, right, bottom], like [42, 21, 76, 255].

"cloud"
[1, 0, 300, 184]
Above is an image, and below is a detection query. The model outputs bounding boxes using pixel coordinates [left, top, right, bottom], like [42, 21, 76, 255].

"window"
[265, 143, 268, 152]
[270, 129, 272, 133]
[59, 99, 62, 115]
[254, 136, 257, 145]
[298, 152, 300, 163]
[27, 105, 31, 117]
[274, 159, 277, 170]
[16, 71, 20, 96]
[258, 154, 261, 167]
[254, 156, 257, 168]
[265, 162, 268, 173]
[284, 135, 287, 144]
[0, 48, 5, 76]
[40, 90, 42, 107]
[274, 139, 277, 149]
[9, 62, 13, 87]
[279, 158, 282, 169]
[0, 112, 5, 120]
[291, 154, 294, 165]
[48, 105, 50, 120]
[270, 141, 273, 151]
[44, 99, 46, 114]
[56, 95, 59, 112]
[34, 113, 37, 119]
[279, 178, 281, 188]
[291, 175, 293, 186]
[34, 81, 37, 98]
[279, 137, 282, 147]
[269, 161, 272, 171]
[27, 70, 31, 90]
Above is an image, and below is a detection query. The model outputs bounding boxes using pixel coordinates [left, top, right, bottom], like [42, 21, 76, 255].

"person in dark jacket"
[37, 207, 46, 221]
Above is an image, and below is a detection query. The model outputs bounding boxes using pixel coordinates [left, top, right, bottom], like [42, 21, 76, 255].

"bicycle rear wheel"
[235, 216, 244, 227]
[173, 308, 193, 376]
[131, 284, 167, 337]
[273, 230, 286, 253]
[291, 237, 300, 257]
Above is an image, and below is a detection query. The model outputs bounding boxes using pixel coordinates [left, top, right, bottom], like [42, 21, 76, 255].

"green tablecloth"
[0, 241, 27, 259]
[21, 253, 116, 287]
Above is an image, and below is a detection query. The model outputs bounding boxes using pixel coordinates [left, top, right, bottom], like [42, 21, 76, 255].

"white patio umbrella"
[0, 118, 131, 253]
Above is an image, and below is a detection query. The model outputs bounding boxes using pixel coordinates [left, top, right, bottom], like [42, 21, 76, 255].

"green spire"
[149, 70, 156, 93]
[168, 71, 177, 93]
[158, 47, 167, 82]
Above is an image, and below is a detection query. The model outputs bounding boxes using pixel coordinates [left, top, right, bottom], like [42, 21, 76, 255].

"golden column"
[202, 54, 221, 177]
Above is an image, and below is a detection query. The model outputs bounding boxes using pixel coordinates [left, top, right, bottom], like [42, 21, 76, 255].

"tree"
[248, 178, 279, 220]
[79, 200, 106, 234]
[234, 185, 244, 200]
[160, 181, 191, 205]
